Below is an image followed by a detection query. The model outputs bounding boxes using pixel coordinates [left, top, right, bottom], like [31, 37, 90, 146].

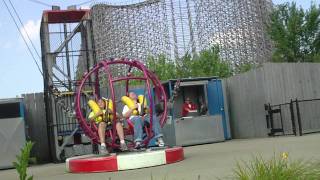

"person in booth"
[122, 92, 165, 149]
[181, 97, 197, 117]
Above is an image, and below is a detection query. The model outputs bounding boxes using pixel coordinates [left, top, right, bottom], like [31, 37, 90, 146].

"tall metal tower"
[91, 0, 272, 65]
[40, 9, 94, 161]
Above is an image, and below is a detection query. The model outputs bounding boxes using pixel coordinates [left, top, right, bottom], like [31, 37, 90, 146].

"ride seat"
[126, 117, 152, 138]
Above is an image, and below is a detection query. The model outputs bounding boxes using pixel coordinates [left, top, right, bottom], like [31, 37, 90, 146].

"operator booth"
[160, 77, 231, 146]
[0, 98, 26, 169]
[66, 59, 184, 173]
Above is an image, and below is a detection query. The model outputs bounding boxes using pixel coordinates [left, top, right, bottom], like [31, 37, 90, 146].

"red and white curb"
[66, 147, 184, 173]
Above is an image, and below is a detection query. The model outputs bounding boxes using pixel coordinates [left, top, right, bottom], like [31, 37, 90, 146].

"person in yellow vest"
[88, 99, 128, 155]
[122, 92, 164, 149]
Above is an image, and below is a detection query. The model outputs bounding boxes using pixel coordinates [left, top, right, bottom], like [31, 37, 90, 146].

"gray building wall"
[225, 63, 320, 139]
[0, 117, 26, 169]
[0, 98, 26, 169]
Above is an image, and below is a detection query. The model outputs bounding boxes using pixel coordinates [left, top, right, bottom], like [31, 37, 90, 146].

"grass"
[233, 153, 320, 180]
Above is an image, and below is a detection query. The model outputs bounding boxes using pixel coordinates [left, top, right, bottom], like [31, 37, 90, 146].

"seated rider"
[181, 97, 197, 117]
[88, 99, 128, 155]
[122, 92, 165, 149]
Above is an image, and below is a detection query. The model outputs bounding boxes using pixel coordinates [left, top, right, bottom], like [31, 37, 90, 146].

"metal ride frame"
[75, 59, 168, 149]
[40, 9, 94, 161]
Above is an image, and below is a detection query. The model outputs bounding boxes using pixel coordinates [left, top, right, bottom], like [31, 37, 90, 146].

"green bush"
[147, 46, 234, 80]
[234, 153, 320, 180]
[13, 141, 34, 180]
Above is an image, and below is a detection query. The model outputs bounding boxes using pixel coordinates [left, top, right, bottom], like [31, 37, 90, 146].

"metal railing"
[265, 98, 320, 136]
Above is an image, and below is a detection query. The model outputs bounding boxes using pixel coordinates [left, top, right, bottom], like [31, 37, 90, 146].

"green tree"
[176, 53, 193, 78]
[268, 2, 320, 62]
[191, 46, 232, 78]
[146, 54, 176, 80]
[147, 46, 233, 80]
[303, 3, 320, 61]
[235, 62, 255, 74]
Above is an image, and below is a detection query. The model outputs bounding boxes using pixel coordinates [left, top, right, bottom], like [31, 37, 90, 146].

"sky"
[0, 0, 319, 99]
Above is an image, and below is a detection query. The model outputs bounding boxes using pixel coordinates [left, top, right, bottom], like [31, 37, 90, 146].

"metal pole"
[169, 0, 179, 60]
[64, 23, 72, 90]
[186, 0, 196, 56]
[40, 18, 54, 162]
[295, 98, 303, 136]
[279, 105, 284, 135]
[289, 99, 297, 136]
[41, 18, 60, 161]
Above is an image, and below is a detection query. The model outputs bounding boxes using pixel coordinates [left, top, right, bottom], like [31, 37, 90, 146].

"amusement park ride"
[75, 59, 169, 148]
[40, 7, 230, 173]
[40, 8, 183, 172]
[67, 58, 184, 173]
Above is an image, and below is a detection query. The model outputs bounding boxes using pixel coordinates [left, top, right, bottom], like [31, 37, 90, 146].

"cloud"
[20, 19, 41, 42]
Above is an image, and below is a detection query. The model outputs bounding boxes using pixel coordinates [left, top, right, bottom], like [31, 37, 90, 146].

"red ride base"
[66, 147, 184, 173]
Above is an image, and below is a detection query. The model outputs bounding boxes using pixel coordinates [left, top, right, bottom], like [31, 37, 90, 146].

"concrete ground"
[1, 134, 320, 180]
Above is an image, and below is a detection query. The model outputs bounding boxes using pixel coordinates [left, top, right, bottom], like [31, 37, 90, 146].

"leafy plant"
[13, 141, 34, 180]
[234, 153, 320, 180]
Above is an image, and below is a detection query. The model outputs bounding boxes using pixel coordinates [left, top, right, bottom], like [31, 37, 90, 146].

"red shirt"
[181, 102, 197, 117]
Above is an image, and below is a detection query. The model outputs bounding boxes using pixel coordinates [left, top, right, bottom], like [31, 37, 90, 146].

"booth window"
[0, 102, 21, 119]
[173, 81, 209, 118]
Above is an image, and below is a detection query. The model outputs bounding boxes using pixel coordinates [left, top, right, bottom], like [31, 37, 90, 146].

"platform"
[66, 147, 184, 173]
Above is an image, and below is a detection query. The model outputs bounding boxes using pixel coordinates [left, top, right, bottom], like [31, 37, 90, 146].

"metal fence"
[296, 98, 320, 135]
[265, 98, 320, 136]
[53, 93, 89, 136]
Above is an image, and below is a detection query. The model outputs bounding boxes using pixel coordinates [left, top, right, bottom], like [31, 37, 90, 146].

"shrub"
[233, 153, 320, 180]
